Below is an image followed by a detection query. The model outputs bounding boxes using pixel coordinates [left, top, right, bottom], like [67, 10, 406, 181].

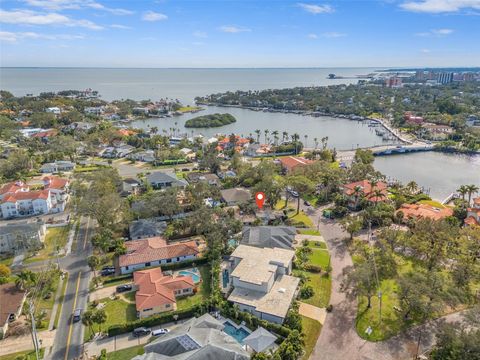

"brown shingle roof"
[0, 284, 26, 325]
[119, 237, 199, 267]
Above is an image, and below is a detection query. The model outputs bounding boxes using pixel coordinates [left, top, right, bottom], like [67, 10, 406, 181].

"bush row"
[108, 302, 210, 336]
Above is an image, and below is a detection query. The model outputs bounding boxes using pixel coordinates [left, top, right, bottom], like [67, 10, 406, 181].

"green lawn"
[308, 249, 330, 269]
[289, 211, 313, 227]
[0, 256, 13, 266]
[177, 106, 202, 113]
[85, 297, 137, 340]
[35, 274, 60, 330]
[418, 200, 446, 208]
[24, 225, 70, 264]
[299, 229, 321, 236]
[107, 345, 145, 360]
[0, 349, 45, 360]
[295, 270, 331, 308]
[301, 316, 322, 360]
[306, 241, 327, 249]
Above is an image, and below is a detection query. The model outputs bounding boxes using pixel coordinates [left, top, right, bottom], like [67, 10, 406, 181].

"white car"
[151, 328, 170, 336]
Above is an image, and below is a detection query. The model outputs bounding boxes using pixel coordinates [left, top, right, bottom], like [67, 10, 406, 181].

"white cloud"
[219, 25, 251, 33]
[421, 48, 431, 53]
[308, 33, 318, 39]
[193, 30, 207, 38]
[110, 24, 131, 29]
[0, 9, 103, 29]
[322, 31, 346, 38]
[142, 11, 168, 21]
[298, 3, 334, 14]
[415, 28, 454, 36]
[22, 0, 134, 15]
[400, 0, 480, 13]
[0, 30, 84, 42]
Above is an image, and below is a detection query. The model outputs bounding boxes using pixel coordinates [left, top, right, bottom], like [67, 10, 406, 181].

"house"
[185, 172, 220, 186]
[465, 197, 480, 226]
[0, 222, 46, 254]
[404, 112, 424, 125]
[0, 283, 27, 339]
[146, 172, 187, 190]
[129, 219, 167, 240]
[223, 245, 299, 324]
[128, 150, 156, 163]
[279, 156, 313, 174]
[241, 226, 296, 249]
[84, 106, 105, 115]
[220, 188, 251, 206]
[31, 129, 58, 141]
[133, 267, 195, 318]
[134, 313, 249, 360]
[396, 203, 454, 222]
[118, 237, 199, 274]
[342, 180, 388, 209]
[122, 178, 141, 195]
[466, 115, 480, 128]
[46, 107, 61, 115]
[42, 176, 69, 205]
[40, 160, 75, 173]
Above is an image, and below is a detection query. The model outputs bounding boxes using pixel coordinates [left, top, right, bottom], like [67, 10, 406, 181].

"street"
[47, 217, 93, 360]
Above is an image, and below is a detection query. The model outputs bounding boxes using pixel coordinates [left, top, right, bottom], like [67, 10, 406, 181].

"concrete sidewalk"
[0, 330, 56, 357]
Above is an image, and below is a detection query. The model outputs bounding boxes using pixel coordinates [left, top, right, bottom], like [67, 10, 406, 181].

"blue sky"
[1, 0, 479, 67]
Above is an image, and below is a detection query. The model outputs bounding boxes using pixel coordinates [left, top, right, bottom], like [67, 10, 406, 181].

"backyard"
[24, 225, 70, 264]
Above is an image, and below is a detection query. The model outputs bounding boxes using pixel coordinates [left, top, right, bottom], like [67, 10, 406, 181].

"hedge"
[160, 257, 209, 272]
[108, 302, 209, 336]
[304, 264, 322, 273]
[102, 274, 132, 285]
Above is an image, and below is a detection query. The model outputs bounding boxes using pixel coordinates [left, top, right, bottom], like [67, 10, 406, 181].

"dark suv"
[133, 327, 151, 337]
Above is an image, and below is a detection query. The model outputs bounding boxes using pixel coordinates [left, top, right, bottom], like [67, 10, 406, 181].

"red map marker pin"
[255, 192, 265, 210]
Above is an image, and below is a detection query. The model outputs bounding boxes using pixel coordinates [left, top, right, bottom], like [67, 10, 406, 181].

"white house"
[46, 107, 61, 115]
[0, 190, 52, 219]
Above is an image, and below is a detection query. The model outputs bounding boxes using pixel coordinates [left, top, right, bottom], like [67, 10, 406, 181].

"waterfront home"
[342, 180, 388, 210]
[133, 267, 195, 318]
[134, 313, 249, 360]
[0, 221, 46, 254]
[404, 112, 424, 125]
[146, 171, 187, 190]
[220, 188, 251, 206]
[129, 218, 167, 240]
[84, 106, 105, 115]
[279, 156, 313, 174]
[241, 226, 296, 249]
[396, 203, 454, 222]
[118, 236, 199, 274]
[40, 160, 75, 173]
[465, 197, 480, 226]
[223, 244, 299, 324]
[0, 284, 27, 339]
[420, 123, 454, 140]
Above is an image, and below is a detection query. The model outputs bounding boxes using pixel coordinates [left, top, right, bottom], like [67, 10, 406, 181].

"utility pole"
[29, 301, 41, 360]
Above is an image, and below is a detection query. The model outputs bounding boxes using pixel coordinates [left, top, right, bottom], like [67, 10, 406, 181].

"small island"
[184, 113, 236, 128]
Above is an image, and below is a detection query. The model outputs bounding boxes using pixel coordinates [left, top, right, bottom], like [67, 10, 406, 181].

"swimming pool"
[178, 268, 201, 283]
[223, 321, 251, 343]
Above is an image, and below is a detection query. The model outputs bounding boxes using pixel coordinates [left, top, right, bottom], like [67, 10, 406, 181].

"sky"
[0, 0, 480, 67]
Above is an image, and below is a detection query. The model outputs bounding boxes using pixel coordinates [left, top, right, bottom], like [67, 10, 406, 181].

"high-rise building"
[437, 72, 454, 84]
[386, 77, 402, 88]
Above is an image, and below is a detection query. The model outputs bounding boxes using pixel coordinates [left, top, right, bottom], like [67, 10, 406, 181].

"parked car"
[289, 190, 299, 198]
[100, 268, 115, 276]
[151, 328, 170, 336]
[116, 284, 133, 293]
[303, 200, 311, 207]
[102, 266, 115, 271]
[72, 308, 82, 323]
[133, 327, 152, 337]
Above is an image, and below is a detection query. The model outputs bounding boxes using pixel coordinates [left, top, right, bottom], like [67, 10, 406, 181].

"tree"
[82, 309, 95, 337]
[466, 184, 479, 205]
[406, 181, 418, 194]
[286, 175, 315, 214]
[343, 261, 377, 308]
[15, 270, 37, 291]
[340, 216, 363, 241]
[457, 185, 469, 203]
[92, 308, 107, 333]
[0, 264, 11, 284]
[87, 255, 100, 282]
[431, 325, 480, 360]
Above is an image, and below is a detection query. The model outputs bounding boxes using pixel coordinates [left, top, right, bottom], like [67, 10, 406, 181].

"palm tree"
[304, 134, 308, 147]
[457, 185, 468, 203]
[254, 129, 261, 144]
[466, 184, 479, 205]
[369, 188, 386, 208]
[150, 126, 158, 135]
[406, 181, 418, 195]
[282, 131, 288, 143]
[264, 129, 269, 144]
[87, 255, 100, 285]
[351, 185, 364, 209]
[272, 130, 279, 146]
[82, 310, 95, 337]
[321, 136, 329, 150]
[15, 270, 36, 291]
[314, 137, 318, 149]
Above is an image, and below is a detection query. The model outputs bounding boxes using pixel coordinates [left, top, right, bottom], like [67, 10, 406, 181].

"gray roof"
[0, 222, 44, 236]
[129, 219, 167, 240]
[220, 188, 251, 204]
[241, 226, 296, 249]
[147, 172, 187, 187]
[243, 327, 277, 353]
[134, 314, 248, 360]
[185, 173, 219, 185]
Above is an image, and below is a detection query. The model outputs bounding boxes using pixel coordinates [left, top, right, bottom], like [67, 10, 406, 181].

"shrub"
[299, 285, 314, 299]
[304, 264, 322, 273]
[326, 304, 333, 312]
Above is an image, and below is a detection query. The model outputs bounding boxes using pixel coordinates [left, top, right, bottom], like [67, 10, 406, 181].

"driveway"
[89, 284, 133, 302]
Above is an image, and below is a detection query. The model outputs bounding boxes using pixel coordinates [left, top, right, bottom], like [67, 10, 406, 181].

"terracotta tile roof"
[42, 176, 69, 190]
[31, 129, 58, 138]
[119, 237, 199, 267]
[279, 156, 313, 172]
[465, 216, 479, 226]
[343, 180, 388, 202]
[133, 267, 195, 310]
[0, 181, 28, 196]
[473, 198, 480, 205]
[1, 189, 50, 204]
[0, 283, 26, 325]
[397, 203, 454, 221]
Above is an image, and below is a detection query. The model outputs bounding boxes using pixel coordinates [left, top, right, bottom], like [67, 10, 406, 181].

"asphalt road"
[48, 217, 93, 360]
